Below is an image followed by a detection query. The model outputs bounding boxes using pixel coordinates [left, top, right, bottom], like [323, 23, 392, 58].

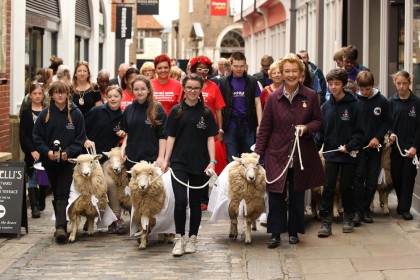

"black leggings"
[171, 170, 206, 236]
[43, 161, 75, 201]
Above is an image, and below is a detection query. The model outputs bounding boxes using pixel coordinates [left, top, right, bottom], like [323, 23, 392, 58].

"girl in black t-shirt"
[162, 74, 218, 256]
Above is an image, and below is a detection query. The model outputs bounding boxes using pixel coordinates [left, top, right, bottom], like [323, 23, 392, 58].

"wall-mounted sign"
[211, 0, 228, 16]
[137, 0, 159, 15]
[0, 162, 27, 239]
[116, 6, 133, 39]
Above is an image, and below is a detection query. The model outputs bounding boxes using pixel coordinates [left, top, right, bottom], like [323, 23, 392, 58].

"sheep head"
[232, 153, 261, 183]
[127, 161, 159, 191]
[69, 154, 102, 178]
[103, 147, 123, 173]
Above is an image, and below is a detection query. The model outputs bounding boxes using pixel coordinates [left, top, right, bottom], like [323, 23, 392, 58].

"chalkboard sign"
[0, 162, 27, 239]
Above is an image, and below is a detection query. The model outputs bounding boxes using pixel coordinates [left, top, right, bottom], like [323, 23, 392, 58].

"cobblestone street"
[1, 192, 420, 280]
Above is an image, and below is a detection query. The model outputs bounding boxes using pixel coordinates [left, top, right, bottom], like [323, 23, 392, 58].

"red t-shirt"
[261, 85, 275, 110]
[120, 90, 135, 111]
[201, 80, 225, 121]
[151, 78, 182, 115]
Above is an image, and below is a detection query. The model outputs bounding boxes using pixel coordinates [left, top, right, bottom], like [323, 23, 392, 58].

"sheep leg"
[158, 233, 165, 243]
[87, 217, 95, 236]
[69, 215, 81, 243]
[167, 233, 175, 244]
[251, 221, 257, 231]
[139, 230, 148, 250]
[245, 218, 252, 244]
[333, 195, 340, 219]
[228, 201, 239, 239]
[382, 190, 390, 215]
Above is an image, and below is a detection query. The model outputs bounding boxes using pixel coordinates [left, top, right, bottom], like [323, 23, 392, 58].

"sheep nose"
[139, 185, 146, 190]
[83, 172, 90, 177]
[113, 167, 121, 173]
[248, 176, 255, 181]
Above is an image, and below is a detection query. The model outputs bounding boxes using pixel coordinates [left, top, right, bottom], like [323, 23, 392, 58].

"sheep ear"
[232, 156, 241, 163]
[251, 152, 260, 161]
[94, 154, 103, 161]
[68, 158, 77, 164]
[102, 151, 110, 157]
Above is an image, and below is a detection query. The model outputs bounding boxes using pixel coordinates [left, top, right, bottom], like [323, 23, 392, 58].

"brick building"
[172, 0, 244, 63]
[0, 0, 11, 153]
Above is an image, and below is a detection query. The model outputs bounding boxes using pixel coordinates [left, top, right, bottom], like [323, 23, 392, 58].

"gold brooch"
[302, 100, 307, 108]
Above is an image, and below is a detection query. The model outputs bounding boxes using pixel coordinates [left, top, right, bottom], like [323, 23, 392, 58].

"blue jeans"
[28, 172, 37, 189]
[224, 127, 255, 163]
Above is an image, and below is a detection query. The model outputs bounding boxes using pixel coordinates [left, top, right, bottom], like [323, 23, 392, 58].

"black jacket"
[218, 72, 258, 132]
[20, 106, 42, 177]
[33, 101, 86, 165]
[389, 91, 420, 151]
[84, 103, 123, 160]
[356, 89, 392, 145]
[315, 90, 365, 163]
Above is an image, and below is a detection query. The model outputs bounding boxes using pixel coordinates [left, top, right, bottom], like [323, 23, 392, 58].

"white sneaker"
[172, 234, 185, 256]
[184, 235, 197, 253]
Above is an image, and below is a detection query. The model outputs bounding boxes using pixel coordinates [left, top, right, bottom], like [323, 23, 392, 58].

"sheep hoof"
[138, 245, 146, 250]
[68, 238, 75, 243]
[229, 234, 237, 239]
[252, 226, 257, 231]
[245, 240, 251, 245]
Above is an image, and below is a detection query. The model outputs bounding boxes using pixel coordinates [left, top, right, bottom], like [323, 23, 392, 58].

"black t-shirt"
[165, 101, 218, 175]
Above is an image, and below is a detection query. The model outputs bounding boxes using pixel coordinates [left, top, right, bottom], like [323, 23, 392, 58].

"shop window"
[28, 27, 44, 80]
[75, 36, 81, 64]
[84, 39, 89, 62]
[98, 43, 103, 71]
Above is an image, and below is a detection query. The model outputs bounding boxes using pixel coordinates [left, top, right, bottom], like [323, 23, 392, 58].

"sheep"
[228, 153, 266, 244]
[67, 154, 109, 243]
[311, 150, 342, 220]
[102, 147, 131, 212]
[128, 161, 166, 250]
[374, 135, 393, 215]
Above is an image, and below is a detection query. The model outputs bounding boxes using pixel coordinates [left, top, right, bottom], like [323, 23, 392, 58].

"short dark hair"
[344, 45, 359, 62]
[326, 68, 348, 86]
[230, 52, 246, 64]
[356, 71, 374, 87]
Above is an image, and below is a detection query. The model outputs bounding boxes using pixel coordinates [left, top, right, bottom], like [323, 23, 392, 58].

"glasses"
[196, 68, 209, 73]
[31, 82, 44, 85]
[184, 86, 201, 92]
[143, 69, 154, 72]
[77, 60, 89, 66]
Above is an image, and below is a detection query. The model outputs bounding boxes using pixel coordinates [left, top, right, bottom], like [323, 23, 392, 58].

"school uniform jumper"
[354, 90, 392, 215]
[33, 101, 86, 231]
[121, 100, 167, 171]
[389, 91, 420, 213]
[165, 101, 218, 236]
[84, 103, 123, 163]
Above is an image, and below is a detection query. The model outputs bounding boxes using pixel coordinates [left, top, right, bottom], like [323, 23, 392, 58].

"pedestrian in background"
[33, 81, 86, 243]
[71, 61, 102, 115]
[97, 69, 110, 102]
[120, 67, 140, 110]
[151, 54, 182, 115]
[140, 61, 156, 80]
[162, 74, 218, 257]
[20, 82, 49, 219]
[218, 52, 262, 163]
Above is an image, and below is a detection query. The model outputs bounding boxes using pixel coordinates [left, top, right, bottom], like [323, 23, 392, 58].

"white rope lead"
[393, 134, 420, 169]
[322, 145, 359, 158]
[265, 128, 304, 185]
[362, 143, 382, 152]
[169, 167, 217, 189]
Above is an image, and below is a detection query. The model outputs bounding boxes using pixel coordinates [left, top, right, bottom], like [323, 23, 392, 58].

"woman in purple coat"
[255, 53, 326, 248]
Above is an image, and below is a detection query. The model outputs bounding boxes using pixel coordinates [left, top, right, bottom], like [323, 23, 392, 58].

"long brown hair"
[46, 81, 72, 125]
[130, 75, 161, 127]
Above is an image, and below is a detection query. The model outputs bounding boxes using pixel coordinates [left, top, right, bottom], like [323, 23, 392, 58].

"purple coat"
[255, 84, 326, 193]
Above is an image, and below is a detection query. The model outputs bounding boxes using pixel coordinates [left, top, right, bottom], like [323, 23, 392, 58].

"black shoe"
[362, 212, 373, 223]
[402, 211, 413, 220]
[353, 212, 362, 226]
[267, 237, 280, 248]
[289, 235, 299, 244]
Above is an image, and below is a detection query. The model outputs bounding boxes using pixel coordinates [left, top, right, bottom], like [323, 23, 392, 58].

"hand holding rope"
[390, 134, 420, 169]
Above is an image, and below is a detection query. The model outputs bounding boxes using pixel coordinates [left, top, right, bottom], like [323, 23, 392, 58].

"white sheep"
[208, 153, 266, 244]
[67, 154, 109, 243]
[103, 147, 131, 212]
[128, 161, 167, 250]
